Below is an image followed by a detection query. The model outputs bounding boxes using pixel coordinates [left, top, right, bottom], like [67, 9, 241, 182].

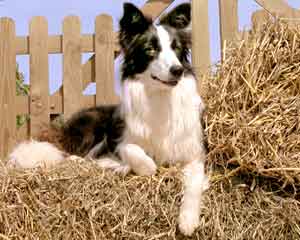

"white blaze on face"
[149, 25, 182, 81]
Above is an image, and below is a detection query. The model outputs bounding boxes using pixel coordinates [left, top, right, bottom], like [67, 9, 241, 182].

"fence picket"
[0, 18, 16, 159]
[192, 0, 211, 85]
[218, 0, 238, 61]
[63, 16, 82, 119]
[29, 16, 50, 137]
[95, 15, 119, 105]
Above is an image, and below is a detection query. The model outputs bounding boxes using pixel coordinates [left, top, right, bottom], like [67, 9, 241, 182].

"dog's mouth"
[151, 75, 178, 87]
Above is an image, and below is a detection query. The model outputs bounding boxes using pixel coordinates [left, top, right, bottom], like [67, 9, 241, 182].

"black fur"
[60, 105, 124, 157]
[163, 26, 191, 67]
[119, 3, 152, 51]
[160, 2, 192, 63]
[159, 3, 191, 29]
[119, 3, 160, 80]
[121, 27, 162, 80]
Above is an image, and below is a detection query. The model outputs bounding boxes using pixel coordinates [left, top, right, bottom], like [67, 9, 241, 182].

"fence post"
[29, 16, 50, 138]
[0, 18, 16, 159]
[63, 16, 83, 119]
[218, 0, 238, 61]
[95, 14, 119, 105]
[192, 0, 211, 87]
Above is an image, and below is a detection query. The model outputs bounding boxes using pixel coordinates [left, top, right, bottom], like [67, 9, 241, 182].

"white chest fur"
[120, 74, 205, 166]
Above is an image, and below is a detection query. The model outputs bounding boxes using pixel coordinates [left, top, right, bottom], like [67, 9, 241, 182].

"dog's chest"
[121, 77, 204, 165]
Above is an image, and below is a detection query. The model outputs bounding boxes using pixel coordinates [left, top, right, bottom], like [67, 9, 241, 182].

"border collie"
[8, 2, 208, 236]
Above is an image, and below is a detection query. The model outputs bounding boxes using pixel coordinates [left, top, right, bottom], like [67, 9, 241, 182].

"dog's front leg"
[118, 143, 157, 176]
[178, 160, 208, 236]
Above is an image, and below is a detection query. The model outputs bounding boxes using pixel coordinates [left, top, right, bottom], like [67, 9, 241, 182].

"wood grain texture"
[16, 122, 29, 142]
[95, 15, 119, 105]
[63, 16, 83, 119]
[218, 0, 238, 59]
[16, 94, 95, 115]
[29, 16, 50, 137]
[16, 34, 120, 55]
[0, 18, 16, 159]
[192, 0, 211, 84]
[141, 0, 175, 18]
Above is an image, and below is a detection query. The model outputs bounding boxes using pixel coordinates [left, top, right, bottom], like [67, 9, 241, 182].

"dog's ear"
[159, 3, 191, 30]
[160, 3, 192, 49]
[119, 3, 152, 50]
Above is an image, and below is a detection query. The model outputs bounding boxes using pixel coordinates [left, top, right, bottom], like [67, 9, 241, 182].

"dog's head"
[119, 2, 191, 89]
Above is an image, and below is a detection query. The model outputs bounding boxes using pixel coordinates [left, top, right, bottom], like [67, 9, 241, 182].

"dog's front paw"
[178, 209, 199, 236]
[135, 155, 157, 176]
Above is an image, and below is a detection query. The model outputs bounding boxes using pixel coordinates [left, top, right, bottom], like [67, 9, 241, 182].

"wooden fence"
[0, 0, 299, 159]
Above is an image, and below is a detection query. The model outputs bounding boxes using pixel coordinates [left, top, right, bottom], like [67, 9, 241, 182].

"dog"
[8, 2, 208, 236]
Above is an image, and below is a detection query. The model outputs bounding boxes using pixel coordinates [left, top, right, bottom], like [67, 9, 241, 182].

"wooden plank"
[0, 18, 16, 159]
[255, 0, 300, 19]
[82, 56, 95, 90]
[16, 96, 29, 114]
[141, 0, 175, 17]
[82, 0, 175, 89]
[95, 15, 119, 105]
[29, 16, 50, 138]
[63, 16, 83, 119]
[16, 95, 29, 141]
[218, 0, 238, 59]
[16, 34, 120, 55]
[49, 88, 63, 114]
[16, 121, 29, 142]
[16, 94, 95, 115]
[192, 0, 211, 84]
[50, 88, 95, 114]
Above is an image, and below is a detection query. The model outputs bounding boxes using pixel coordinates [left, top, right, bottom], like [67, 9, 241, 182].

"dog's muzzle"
[151, 75, 179, 86]
[151, 65, 184, 87]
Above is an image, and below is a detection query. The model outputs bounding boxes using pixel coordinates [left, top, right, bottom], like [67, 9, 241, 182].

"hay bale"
[205, 20, 300, 186]
[1, 161, 300, 240]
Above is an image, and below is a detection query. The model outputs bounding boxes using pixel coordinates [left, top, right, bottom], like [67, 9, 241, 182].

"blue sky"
[0, 0, 299, 94]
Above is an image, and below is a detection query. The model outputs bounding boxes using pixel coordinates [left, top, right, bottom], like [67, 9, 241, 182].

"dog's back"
[38, 105, 124, 157]
[60, 105, 124, 156]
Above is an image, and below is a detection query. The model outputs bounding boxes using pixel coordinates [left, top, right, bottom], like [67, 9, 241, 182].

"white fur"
[120, 74, 205, 166]
[7, 140, 65, 169]
[94, 156, 131, 176]
[118, 143, 157, 176]
[150, 26, 182, 81]
[179, 160, 209, 235]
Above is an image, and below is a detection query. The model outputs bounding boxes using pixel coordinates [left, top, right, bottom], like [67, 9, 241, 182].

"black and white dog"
[8, 3, 208, 236]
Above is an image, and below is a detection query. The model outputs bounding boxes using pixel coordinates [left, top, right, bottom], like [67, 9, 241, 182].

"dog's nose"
[170, 65, 184, 78]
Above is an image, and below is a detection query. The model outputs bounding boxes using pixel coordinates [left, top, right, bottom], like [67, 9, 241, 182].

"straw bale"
[1, 161, 300, 240]
[204, 20, 300, 186]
